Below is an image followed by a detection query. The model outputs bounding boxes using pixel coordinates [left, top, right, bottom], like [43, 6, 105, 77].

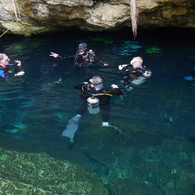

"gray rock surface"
[0, 0, 194, 36]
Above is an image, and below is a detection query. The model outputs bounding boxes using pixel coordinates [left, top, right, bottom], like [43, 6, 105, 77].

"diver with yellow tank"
[62, 76, 124, 142]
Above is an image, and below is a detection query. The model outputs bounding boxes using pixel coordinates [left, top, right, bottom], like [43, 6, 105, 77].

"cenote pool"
[0, 28, 195, 194]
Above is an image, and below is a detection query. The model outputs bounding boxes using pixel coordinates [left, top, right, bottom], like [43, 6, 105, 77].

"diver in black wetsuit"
[73, 76, 124, 127]
[118, 56, 152, 99]
[50, 43, 108, 82]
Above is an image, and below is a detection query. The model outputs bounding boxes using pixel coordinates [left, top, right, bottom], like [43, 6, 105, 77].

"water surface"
[0, 28, 195, 194]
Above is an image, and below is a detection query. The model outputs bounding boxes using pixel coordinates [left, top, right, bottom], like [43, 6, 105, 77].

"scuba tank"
[87, 96, 100, 114]
[131, 76, 146, 85]
[88, 50, 95, 63]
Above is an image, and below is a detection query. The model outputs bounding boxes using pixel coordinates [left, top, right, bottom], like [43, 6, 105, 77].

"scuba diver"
[118, 56, 152, 100]
[50, 43, 108, 82]
[184, 67, 195, 81]
[61, 76, 124, 142]
[0, 53, 25, 81]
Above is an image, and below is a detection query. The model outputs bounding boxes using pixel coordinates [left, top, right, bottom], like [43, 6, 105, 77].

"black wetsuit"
[74, 83, 124, 122]
[58, 50, 106, 81]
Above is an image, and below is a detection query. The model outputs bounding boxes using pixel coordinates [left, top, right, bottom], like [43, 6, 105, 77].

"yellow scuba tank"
[87, 96, 100, 114]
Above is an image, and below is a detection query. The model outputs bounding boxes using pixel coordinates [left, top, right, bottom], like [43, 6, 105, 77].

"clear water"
[0, 28, 195, 192]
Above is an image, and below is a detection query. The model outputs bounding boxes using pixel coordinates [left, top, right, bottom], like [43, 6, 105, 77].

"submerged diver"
[118, 56, 152, 99]
[50, 43, 108, 82]
[62, 76, 124, 142]
[0, 53, 25, 81]
[184, 67, 195, 81]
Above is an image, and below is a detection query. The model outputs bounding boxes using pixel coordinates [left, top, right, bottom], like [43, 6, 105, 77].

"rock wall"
[0, 0, 195, 36]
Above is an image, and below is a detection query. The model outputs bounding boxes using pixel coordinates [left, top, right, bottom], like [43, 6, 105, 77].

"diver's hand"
[50, 52, 59, 58]
[184, 76, 195, 81]
[118, 64, 127, 70]
[111, 84, 119, 89]
[104, 63, 109, 66]
[14, 71, 25, 76]
[16, 61, 21, 66]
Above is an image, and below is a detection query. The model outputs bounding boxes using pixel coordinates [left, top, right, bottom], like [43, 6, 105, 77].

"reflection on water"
[0, 29, 195, 194]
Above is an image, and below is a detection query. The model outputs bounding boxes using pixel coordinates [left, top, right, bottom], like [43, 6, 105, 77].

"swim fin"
[184, 76, 195, 81]
[62, 115, 81, 142]
[102, 122, 125, 134]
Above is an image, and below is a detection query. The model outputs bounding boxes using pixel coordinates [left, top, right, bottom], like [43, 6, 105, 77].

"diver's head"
[89, 76, 103, 89]
[77, 43, 87, 55]
[130, 56, 143, 68]
[78, 43, 87, 52]
[0, 53, 10, 67]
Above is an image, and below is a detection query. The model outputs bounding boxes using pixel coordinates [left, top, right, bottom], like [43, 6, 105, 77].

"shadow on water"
[0, 27, 195, 194]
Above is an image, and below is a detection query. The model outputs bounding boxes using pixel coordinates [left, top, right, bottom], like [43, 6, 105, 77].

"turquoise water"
[0, 28, 195, 194]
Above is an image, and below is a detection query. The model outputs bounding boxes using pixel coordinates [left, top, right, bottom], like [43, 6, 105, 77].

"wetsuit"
[74, 83, 124, 122]
[58, 50, 106, 81]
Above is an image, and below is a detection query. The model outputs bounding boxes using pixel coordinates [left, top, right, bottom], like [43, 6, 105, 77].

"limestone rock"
[0, 147, 108, 194]
[0, 0, 195, 35]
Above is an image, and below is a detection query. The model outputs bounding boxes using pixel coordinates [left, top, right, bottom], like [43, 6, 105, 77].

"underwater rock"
[17, 95, 35, 100]
[113, 41, 142, 57]
[5, 129, 19, 134]
[4, 127, 25, 139]
[18, 95, 36, 108]
[159, 111, 167, 118]
[109, 179, 164, 195]
[40, 82, 56, 92]
[56, 112, 69, 119]
[0, 148, 108, 194]
[10, 122, 26, 130]
[20, 99, 36, 108]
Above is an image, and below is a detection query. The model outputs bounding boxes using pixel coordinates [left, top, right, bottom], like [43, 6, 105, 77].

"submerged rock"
[10, 122, 26, 130]
[0, 148, 108, 194]
[5, 129, 19, 134]
[56, 112, 69, 119]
